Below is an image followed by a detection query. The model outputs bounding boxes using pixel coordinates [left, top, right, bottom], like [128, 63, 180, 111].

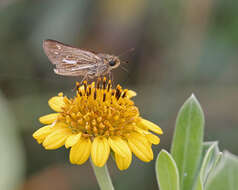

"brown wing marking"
[43, 39, 102, 71]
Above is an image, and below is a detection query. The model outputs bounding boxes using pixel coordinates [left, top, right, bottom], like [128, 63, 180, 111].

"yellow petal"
[70, 137, 91, 165]
[128, 132, 153, 162]
[65, 133, 81, 148]
[146, 134, 160, 145]
[32, 125, 54, 144]
[139, 119, 163, 135]
[39, 113, 59, 124]
[108, 137, 131, 158]
[48, 96, 65, 112]
[134, 125, 149, 134]
[91, 136, 110, 167]
[43, 128, 72, 150]
[127, 90, 137, 98]
[54, 122, 68, 128]
[134, 127, 160, 144]
[115, 150, 132, 170]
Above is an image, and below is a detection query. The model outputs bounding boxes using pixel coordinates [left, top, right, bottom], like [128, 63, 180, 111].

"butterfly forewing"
[43, 40, 103, 76]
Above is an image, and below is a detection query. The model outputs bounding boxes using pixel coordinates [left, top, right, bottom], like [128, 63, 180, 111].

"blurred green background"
[0, 0, 238, 189]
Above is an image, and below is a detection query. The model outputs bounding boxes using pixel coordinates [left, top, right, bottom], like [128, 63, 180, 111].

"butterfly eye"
[109, 60, 116, 67]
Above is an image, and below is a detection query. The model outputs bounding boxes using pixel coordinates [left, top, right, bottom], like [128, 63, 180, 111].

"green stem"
[91, 160, 115, 190]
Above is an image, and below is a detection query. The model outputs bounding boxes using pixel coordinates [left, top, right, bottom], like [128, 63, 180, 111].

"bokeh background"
[0, 0, 238, 189]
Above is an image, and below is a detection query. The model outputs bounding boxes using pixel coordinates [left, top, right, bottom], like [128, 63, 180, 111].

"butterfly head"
[108, 56, 120, 69]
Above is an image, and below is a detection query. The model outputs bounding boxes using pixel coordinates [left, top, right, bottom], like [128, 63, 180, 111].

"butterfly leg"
[109, 71, 114, 85]
[71, 74, 88, 92]
[80, 73, 89, 84]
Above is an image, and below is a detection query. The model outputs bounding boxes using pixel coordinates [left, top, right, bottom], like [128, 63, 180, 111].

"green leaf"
[205, 151, 238, 190]
[202, 142, 219, 156]
[155, 150, 180, 190]
[194, 142, 222, 190]
[171, 94, 205, 190]
[201, 142, 222, 180]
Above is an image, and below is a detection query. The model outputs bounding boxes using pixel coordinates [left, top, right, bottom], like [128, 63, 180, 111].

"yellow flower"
[33, 78, 163, 170]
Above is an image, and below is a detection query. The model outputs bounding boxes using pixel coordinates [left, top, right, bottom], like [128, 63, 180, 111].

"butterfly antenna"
[121, 60, 129, 65]
[117, 48, 135, 58]
[119, 64, 128, 73]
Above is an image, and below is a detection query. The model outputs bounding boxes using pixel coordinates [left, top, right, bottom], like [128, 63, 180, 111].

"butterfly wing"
[43, 39, 102, 76]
